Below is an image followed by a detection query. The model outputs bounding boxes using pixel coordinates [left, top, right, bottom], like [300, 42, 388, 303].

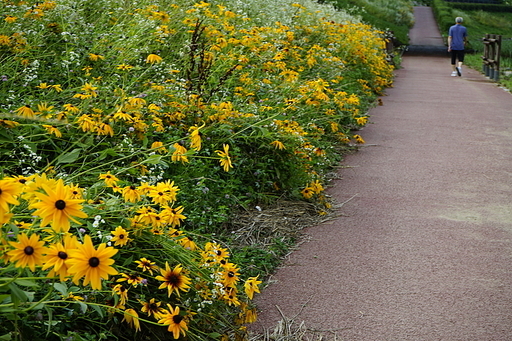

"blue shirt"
[449, 24, 467, 50]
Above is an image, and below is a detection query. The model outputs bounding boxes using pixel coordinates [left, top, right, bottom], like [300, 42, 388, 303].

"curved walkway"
[252, 7, 512, 340]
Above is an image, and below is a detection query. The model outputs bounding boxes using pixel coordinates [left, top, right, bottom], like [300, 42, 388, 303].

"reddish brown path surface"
[252, 7, 512, 341]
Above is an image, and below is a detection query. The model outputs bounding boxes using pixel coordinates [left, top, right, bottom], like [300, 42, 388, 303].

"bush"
[0, 0, 394, 339]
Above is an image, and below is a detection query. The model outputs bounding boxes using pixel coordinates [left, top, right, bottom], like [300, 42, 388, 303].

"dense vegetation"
[0, 0, 396, 339]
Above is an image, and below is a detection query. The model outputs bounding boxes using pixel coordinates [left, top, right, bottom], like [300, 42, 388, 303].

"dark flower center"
[58, 251, 68, 259]
[19, 179, 27, 184]
[89, 257, 100, 267]
[172, 315, 184, 324]
[119, 234, 125, 239]
[228, 271, 235, 278]
[0, 189, 3, 195]
[158, 192, 164, 196]
[167, 273, 181, 286]
[130, 186, 136, 190]
[55, 199, 66, 210]
[24, 246, 34, 255]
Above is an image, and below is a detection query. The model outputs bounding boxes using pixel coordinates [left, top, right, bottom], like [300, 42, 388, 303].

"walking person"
[448, 17, 467, 77]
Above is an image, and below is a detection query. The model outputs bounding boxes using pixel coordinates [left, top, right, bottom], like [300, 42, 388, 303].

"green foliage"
[323, 0, 415, 45]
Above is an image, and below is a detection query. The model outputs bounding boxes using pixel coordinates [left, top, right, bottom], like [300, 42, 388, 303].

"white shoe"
[456, 67, 462, 77]
[451, 71, 457, 77]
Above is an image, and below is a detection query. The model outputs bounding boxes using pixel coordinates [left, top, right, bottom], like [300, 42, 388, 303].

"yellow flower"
[112, 284, 129, 306]
[111, 226, 130, 247]
[7, 233, 46, 271]
[158, 305, 188, 339]
[99, 171, 119, 187]
[122, 185, 142, 203]
[150, 141, 167, 153]
[15, 105, 35, 118]
[301, 187, 314, 199]
[117, 64, 133, 71]
[188, 124, 203, 151]
[244, 276, 262, 300]
[156, 262, 191, 297]
[117, 272, 144, 287]
[171, 143, 189, 163]
[215, 144, 233, 172]
[135, 257, 158, 275]
[88, 53, 105, 61]
[148, 181, 179, 205]
[42, 234, 79, 281]
[42, 125, 62, 137]
[30, 179, 88, 233]
[353, 134, 365, 144]
[146, 53, 163, 64]
[0, 179, 23, 215]
[270, 140, 285, 150]
[123, 309, 141, 332]
[67, 235, 118, 290]
[140, 298, 166, 319]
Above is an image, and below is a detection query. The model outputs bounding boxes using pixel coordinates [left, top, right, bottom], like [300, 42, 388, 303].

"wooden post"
[495, 35, 502, 81]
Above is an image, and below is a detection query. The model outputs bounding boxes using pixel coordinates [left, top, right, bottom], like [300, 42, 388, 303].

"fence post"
[481, 34, 502, 82]
[495, 35, 502, 82]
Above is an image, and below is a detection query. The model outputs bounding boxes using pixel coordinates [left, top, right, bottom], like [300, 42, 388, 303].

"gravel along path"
[252, 7, 512, 341]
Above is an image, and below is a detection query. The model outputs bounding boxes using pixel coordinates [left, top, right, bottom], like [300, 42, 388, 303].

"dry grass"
[248, 306, 343, 341]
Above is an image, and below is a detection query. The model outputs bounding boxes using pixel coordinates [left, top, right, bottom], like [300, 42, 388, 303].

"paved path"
[252, 7, 512, 340]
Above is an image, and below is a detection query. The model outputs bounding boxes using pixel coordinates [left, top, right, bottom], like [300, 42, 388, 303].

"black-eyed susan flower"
[7, 233, 46, 271]
[67, 235, 118, 290]
[147, 181, 179, 206]
[42, 234, 79, 281]
[353, 134, 365, 144]
[135, 257, 159, 275]
[222, 263, 240, 287]
[156, 262, 191, 297]
[123, 308, 141, 332]
[158, 305, 188, 339]
[15, 105, 35, 118]
[30, 179, 88, 233]
[0, 178, 23, 215]
[146, 53, 163, 64]
[177, 236, 197, 251]
[244, 276, 262, 300]
[110, 226, 130, 247]
[171, 143, 189, 163]
[140, 298, 166, 319]
[112, 284, 129, 306]
[121, 185, 142, 203]
[42, 124, 62, 137]
[150, 141, 167, 154]
[301, 187, 314, 199]
[188, 124, 203, 151]
[270, 140, 285, 150]
[161, 206, 186, 227]
[99, 171, 119, 187]
[215, 144, 233, 172]
[117, 272, 144, 287]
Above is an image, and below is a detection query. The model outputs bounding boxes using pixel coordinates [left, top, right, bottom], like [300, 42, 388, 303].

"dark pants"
[451, 50, 465, 65]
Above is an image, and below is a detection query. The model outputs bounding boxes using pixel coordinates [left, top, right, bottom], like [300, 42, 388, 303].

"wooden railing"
[482, 34, 501, 81]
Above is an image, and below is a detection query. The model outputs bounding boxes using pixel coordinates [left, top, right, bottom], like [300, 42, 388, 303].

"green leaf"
[8, 283, 27, 304]
[143, 154, 162, 165]
[56, 148, 82, 164]
[76, 301, 88, 314]
[91, 304, 104, 318]
[0, 332, 13, 340]
[208, 332, 222, 339]
[44, 304, 53, 336]
[53, 282, 68, 296]
[98, 148, 118, 161]
[14, 279, 39, 287]
[0, 294, 10, 303]
[121, 255, 133, 267]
